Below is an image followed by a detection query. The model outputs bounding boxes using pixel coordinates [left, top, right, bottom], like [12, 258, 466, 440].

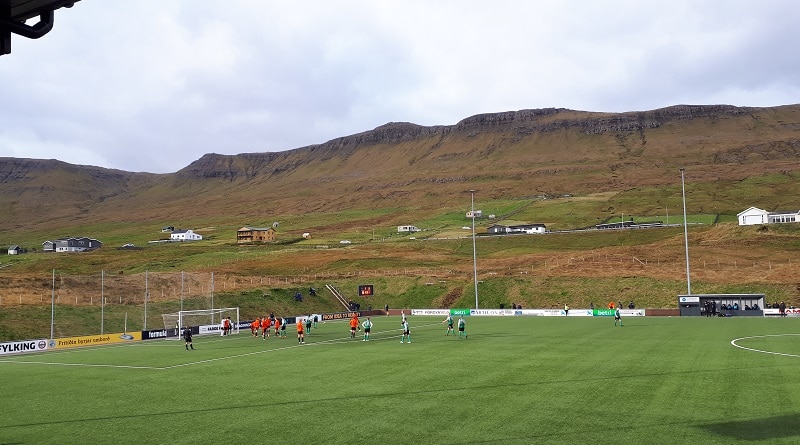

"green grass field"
[2, 316, 799, 444]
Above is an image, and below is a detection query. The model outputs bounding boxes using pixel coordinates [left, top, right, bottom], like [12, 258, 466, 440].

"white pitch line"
[0, 359, 161, 370]
[730, 333, 800, 358]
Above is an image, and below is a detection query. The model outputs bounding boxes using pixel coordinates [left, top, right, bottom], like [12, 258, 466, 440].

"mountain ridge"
[1, 103, 799, 232]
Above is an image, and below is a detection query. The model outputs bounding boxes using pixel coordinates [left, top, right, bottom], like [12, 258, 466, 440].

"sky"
[2, 0, 799, 173]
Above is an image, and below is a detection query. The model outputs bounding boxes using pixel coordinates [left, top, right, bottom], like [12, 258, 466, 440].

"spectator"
[628, 301, 635, 309]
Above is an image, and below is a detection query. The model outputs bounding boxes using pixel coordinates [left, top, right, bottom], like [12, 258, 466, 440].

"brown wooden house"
[237, 226, 276, 243]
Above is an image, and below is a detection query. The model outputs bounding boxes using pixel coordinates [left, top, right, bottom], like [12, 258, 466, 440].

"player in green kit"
[443, 314, 455, 336]
[457, 316, 467, 339]
[362, 317, 373, 341]
[400, 320, 411, 343]
[614, 307, 623, 326]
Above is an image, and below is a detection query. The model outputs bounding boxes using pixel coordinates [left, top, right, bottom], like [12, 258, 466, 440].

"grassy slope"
[1, 106, 800, 340]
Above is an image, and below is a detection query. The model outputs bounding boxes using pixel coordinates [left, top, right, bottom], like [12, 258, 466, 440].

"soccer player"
[296, 319, 305, 344]
[457, 316, 467, 339]
[183, 326, 194, 350]
[280, 317, 287, 338]
[261, 317, 271, 340]
[305, 315, 312, 334]
[400, 319, 411, 344]
[401, 310, 406, 324]
[361, 317, 373, 341]
[443, 314, 455, 336]
[220, 316, 228, 336]
[273, 316, 282, 337]
[614, 307, 623, 326]
[349, 314, 359, 338]
[251, 317, 260, 337]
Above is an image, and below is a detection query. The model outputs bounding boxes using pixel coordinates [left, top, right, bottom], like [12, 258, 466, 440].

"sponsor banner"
[50, 332, 141, 349]
[764, 308, 800, 317]
[509, 309, 560, 316]
[141, 328, 179, 340]
[593, 309, 616, 317]
[539, 309, 564, 317]
[450, 308, 471, 316]
[564, 309, 594, 317]
[322, 311, 360, 321]
[678, 296, 700, 303]
[0, 339, 48, 355]
[199, 324, 222, 335]
[234, 321, 251, 330]
[470, 309, 513, 316]
[412, 309, 449, 316]
[620, 309, 646, 317]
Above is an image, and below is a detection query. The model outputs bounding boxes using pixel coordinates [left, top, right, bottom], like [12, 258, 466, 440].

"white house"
[487, 224, 546, 235]
[397, 225, 420, 233]
[170, 229, 203, 241]
[466, 210, 483, 218]
[738, 207, 800, 226]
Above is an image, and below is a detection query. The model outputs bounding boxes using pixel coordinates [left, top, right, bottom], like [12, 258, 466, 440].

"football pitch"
[2, 315, 799, 444]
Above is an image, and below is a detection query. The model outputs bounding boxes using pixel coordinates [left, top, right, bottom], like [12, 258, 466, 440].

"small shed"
[8, 245, 20, 255]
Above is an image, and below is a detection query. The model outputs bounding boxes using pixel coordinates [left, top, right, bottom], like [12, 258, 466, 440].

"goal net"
[162, 307, 240, 336]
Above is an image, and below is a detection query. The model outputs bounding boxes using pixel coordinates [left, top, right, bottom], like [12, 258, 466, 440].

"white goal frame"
[163, 307, 240, 336]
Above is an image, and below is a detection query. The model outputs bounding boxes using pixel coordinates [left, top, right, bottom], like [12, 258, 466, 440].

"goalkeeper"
[183, 326, 195, 350]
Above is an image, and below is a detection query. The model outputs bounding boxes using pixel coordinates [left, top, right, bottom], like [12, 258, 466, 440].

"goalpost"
[162, 307, 240, 336]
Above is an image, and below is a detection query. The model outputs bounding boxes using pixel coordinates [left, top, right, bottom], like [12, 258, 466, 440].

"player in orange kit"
[261, 317, 272, 340]
[251, 317, 260, 337]
[296, 319, 305, 344]
[273, 316, 282, 337]
[349, 314, 359, 338]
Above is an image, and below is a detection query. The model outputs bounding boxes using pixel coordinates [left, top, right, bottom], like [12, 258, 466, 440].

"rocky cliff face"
[173, 104, 760, 180]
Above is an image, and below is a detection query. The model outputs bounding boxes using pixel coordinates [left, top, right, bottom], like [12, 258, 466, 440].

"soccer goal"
[162, 307, 240, 336]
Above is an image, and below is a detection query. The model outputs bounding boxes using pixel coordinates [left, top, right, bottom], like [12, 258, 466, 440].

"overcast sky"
[2, 1, 799, 173]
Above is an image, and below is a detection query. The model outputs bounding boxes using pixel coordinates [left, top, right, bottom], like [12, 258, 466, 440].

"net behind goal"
[163, 307, 240, 336]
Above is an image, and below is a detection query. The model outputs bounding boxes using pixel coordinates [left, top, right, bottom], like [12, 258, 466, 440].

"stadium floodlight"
[680, 168, 692, 295]
[470, 189, 479, 309]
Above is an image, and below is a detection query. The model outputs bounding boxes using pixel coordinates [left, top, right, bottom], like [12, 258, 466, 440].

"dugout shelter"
[678, 294, 765, 317]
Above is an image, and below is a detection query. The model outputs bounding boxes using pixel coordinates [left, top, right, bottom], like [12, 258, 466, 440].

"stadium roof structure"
[1, 0, 81, 56]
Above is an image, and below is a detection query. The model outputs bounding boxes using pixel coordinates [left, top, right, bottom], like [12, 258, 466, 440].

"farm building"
[237, 226, 276, 243]
[170, 230, 203, 241]
[738, 207, 800, 226]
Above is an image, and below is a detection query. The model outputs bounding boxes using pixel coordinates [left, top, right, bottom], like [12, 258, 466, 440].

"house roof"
[238, 226, 273, 232]
[737, 207, 767, 216]
[8, 245, 20, 250]
[737, 207, 799, 217]
[769, 209, 800, 216]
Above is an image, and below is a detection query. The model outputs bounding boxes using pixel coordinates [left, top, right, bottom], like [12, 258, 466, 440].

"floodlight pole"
[50, 269, 55, 340]
[470, 189, 479, 309]
[144, 270, 148, 330]
[680, 168, 692, 295]
[101, 270, 105, 335]
[180, 271, 184, 313]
